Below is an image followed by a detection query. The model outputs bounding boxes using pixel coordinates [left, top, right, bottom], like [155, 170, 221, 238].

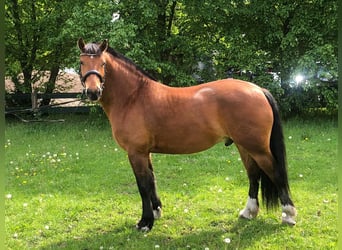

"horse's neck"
[100, 56, 150, 112]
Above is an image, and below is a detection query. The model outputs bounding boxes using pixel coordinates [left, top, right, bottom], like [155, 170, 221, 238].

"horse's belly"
[151, 132, 224, 154]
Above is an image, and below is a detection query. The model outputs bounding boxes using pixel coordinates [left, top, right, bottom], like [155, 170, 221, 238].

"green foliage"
[5, 115, 337, 249]
[5, 0, 337, 116]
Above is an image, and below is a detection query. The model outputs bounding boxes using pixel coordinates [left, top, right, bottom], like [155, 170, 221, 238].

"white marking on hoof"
[136, 224, 151, 232]
[281, 204, 297, 226]
[239, 197, 259, 219]
[140, 226, 151, 232]
[153, 206, 162, 219]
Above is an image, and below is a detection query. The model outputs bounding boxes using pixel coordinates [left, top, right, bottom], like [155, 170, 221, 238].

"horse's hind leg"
[237, 146, 261, 219]
[252, 152, 297, 225]
[128, 152, 162, 231]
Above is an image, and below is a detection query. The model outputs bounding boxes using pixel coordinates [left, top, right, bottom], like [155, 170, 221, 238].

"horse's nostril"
[86, 89, 101, 101]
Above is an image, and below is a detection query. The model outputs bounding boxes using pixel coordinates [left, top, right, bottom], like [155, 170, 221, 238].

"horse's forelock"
[84, 43, 102, 55]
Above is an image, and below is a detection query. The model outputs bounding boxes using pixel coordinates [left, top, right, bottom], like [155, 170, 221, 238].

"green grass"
[5, 113, 337, 249]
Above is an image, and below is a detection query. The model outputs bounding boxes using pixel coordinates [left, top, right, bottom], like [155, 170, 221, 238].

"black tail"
[261, 89, 290, 209]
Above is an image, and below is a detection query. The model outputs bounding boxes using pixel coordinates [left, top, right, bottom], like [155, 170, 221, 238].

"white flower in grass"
[6, 194, 12, 199]
[299, 174, 303, 178]
[205, 248, 210, 250]
[13, 233, 18, 238]
[223, 238, 231, 244]
[155, 245, 160, 248]
[288, 136, 292, 140]
[184, 208, 189, 213]
[44, 225, 50, 230]
[23, 203, 28, 207]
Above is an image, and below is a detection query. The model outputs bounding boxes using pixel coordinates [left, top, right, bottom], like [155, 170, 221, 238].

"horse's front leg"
[128, 152, 162, 231]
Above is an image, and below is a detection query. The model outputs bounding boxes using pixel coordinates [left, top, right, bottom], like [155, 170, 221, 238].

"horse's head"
[78, 38, 108, 101]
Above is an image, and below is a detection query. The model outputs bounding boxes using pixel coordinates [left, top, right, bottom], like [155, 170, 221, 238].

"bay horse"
[77, 38, 297, 231]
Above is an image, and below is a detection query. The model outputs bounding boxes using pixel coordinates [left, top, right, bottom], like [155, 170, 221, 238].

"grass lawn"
[5, 113, 337, 249]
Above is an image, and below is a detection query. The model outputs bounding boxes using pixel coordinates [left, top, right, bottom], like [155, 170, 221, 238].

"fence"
[5, 92, 99, 115]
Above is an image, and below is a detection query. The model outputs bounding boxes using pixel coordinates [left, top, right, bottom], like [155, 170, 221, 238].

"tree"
[6, 0, 75, 106]
[5, 0, 337, 115]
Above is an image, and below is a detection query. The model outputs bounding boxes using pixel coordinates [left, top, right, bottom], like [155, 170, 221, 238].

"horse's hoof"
[239, 197, 259, 219]
[136, 218, 154, 232]
[239, 208, 258, 220]
[153, 206, 162, 219]
[136, 224, 151, 232]
[239, 197, 259, 220]
[281, 205, 297, 226]
[282, 213, 296, 226]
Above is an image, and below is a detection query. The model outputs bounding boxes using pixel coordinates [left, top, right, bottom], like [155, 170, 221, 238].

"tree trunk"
[40, 65, 59, 107]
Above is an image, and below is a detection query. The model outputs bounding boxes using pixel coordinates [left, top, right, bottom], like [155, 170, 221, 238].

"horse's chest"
[110, 114, 150, 152]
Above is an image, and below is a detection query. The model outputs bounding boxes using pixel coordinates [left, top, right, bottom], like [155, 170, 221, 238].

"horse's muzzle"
[84, 87, 102, 101]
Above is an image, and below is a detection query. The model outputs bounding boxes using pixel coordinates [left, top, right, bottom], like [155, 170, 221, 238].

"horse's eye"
[80, 61, 84, 65]
[102, 62, 106, 67]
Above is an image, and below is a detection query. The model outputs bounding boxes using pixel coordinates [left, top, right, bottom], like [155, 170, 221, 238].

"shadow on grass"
[40, 218, 286, 249]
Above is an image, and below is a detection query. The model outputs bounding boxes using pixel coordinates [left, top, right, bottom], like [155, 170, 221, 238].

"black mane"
[84, 42, 157, 81]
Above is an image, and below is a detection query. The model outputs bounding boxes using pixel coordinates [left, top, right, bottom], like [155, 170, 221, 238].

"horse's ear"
[78, 38, 85, 52]
[99, 39, 108, 52]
